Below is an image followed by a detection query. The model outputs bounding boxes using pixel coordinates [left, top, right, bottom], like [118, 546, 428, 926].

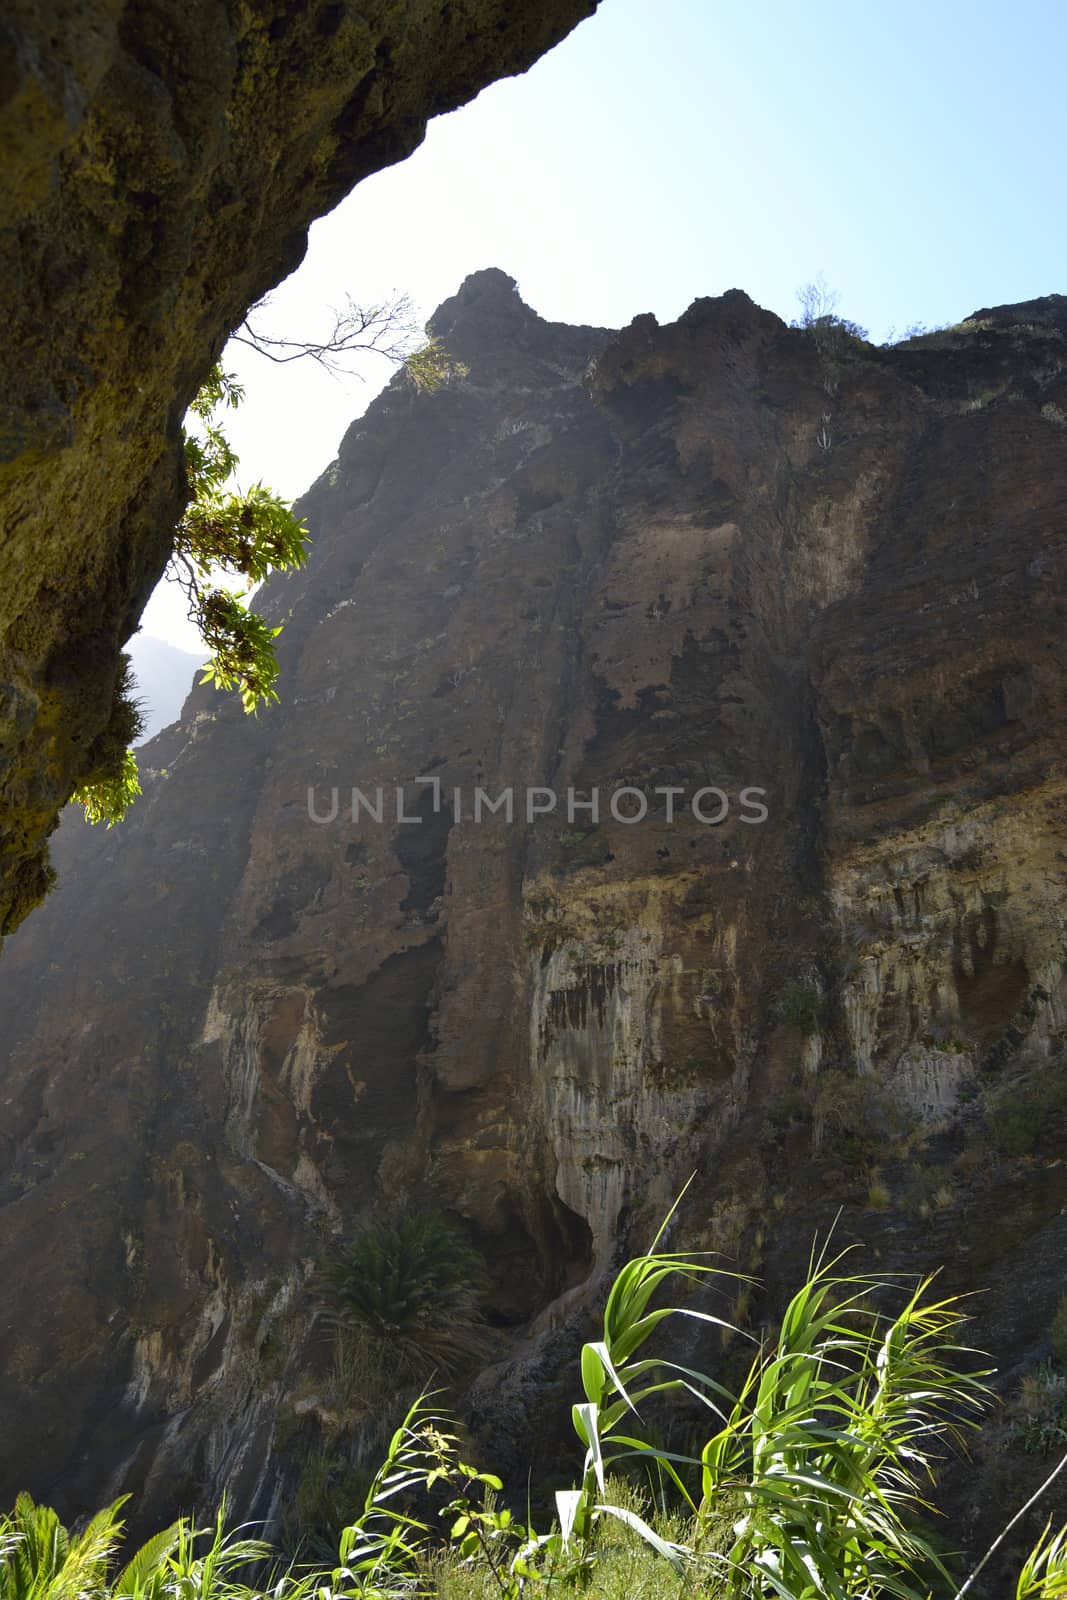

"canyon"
[0, 269, 1065, 1545]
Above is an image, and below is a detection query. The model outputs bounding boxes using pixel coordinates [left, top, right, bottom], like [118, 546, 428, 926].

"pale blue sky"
[143, 0, 1067, 648]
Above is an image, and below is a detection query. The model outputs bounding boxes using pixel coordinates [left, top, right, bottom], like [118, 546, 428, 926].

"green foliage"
[327, 1393, 587, 1599]
[421, 1416, 540, 1595]
[287, 1391, 549, 1597]
[831, 314, 869, 341]
[194, 594, 284, 715]
[284, 1448, 371, 1560]
[71, 365, 308, 828]
[885, 321, 958, 348]
[321, 1210, 494, 1382]
[326, 1395, 440, 1591]
[560, 1225, 738, 1572]
[72, 749, 142, 828]
[0, 1493, 233, 1600]
[138, 1507, 279, 1600]
[9, 1202, 1067, 1600]
[174, 365, 309, 718]
[70, 657, 146, 827]
[430, 1477, 689, 1600]
[776, 977, 825, 1035]
[811, 1068, 915, 1174]
[188, 365, 245, 421]
[403, 339, 469, 392]
[557, 1199, 993, 1598]
[1016, 1519, 1067, 1598]
[1011, 1363, 1067, 1456]
[180, 481, 308, 588]
[980, 1059, 1067, 1158]
[0, 1493, 126, 1600]
[694, 1259, 989, 1597]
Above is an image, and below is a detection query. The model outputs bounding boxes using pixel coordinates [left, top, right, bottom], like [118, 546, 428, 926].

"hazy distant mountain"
[127, 634, 203, 742]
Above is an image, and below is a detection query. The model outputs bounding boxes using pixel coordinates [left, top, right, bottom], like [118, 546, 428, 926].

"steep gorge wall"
[0, 0, 598, 942]
[0, 271, 1066, 1537]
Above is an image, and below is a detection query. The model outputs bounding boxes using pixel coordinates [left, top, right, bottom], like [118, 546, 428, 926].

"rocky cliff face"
[0, 0, 597, 942]
[1, 270, 1066, 1541]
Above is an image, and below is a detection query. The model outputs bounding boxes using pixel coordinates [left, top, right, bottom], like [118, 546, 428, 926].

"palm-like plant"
[322, 1210, 495, 1380]
[0, 1495, 126, 1600]
[0, 1495, 196, 1600]
[0, 1494, 296, 1600]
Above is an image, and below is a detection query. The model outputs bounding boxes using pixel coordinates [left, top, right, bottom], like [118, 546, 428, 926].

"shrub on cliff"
[321, 1209, 494, 1382]
[980, 1054, 1067, 1158]
[775, 975, 825, 1034]
[70, 658, 145, 827]
[793, 275, 869, 349]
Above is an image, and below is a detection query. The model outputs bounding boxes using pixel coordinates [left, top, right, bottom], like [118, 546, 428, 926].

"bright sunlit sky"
[143, 0, 1067, 650]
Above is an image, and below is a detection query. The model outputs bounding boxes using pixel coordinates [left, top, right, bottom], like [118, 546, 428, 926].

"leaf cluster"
[321, 1210, 495, 1382]
[71, 749, 142, 828]
[173, 364, 309, 719]
[73, 297, 467, 828]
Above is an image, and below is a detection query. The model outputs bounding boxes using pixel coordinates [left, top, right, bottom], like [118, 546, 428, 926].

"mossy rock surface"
[0, 0, 598, 938]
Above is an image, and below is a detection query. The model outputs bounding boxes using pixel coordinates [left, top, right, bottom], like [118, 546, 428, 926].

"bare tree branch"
[230, 292, 423, 375]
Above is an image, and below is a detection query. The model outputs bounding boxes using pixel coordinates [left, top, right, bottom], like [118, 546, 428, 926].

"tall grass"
[557, 1209, 991, 1597]
[4, 1199, 1067, 1599]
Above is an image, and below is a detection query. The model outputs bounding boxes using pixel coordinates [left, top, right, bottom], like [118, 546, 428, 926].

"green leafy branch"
[402, 337, 469, 392]
[171, 363, 310, 719]
[73, 366, 307, 826]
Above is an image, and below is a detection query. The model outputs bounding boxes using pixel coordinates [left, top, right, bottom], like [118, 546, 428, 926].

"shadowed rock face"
[0, 0, 599, 943]
[0, 271, 1066, 1541]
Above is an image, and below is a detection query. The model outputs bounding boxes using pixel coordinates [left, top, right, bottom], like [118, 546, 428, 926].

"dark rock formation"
[0, 0, 598, 941]
[0, 271, 1066, 1548]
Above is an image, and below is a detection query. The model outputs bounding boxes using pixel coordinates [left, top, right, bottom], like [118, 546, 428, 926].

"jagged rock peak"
[423, 268, 612, 381]
[427, 267, 534, 336]
[677, 287, 763, 323]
